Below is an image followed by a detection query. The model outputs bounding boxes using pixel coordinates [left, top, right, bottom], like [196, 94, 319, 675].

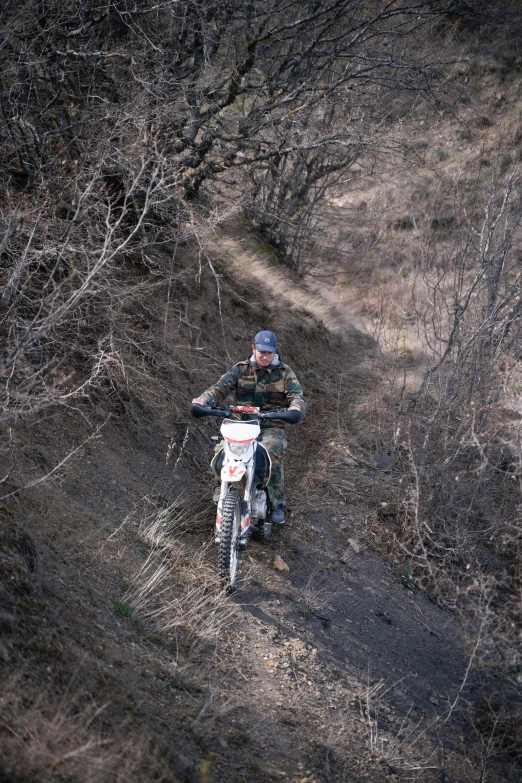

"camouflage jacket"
[199, 355, 306, 428]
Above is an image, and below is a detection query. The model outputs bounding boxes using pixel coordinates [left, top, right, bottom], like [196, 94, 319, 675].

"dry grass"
[356, 674, 428, 769]
[0, 678, 171, 783]
[297, 567, 339, 614]
[213, 228, 360, 338]
[121, 497, 236, 659]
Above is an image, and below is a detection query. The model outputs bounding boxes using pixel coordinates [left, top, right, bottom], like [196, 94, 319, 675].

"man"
[192, 330, 306, 524]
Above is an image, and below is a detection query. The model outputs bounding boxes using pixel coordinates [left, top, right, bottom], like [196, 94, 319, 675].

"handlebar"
[189, 403, 302, 423]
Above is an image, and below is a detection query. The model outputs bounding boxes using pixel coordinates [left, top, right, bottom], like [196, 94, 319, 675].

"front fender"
[221, 464, 247, 482]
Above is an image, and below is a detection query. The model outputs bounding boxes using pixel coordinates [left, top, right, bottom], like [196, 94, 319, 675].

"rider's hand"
[192, 397, 207, 405]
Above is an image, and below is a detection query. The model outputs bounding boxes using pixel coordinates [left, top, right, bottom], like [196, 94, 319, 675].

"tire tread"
[218, 488, 240, 587]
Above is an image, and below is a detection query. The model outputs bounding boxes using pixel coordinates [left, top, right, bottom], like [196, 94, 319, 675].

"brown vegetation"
[2, 1, 522, 782]
[317, 9, 522, 770]
[0, 0, 466, 433]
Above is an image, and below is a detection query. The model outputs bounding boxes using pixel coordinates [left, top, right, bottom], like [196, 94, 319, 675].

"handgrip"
[259, 408, 302, 424]
[189, 403, 231, 418]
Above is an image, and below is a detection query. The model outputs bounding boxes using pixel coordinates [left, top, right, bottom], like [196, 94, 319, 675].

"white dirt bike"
[190, 403, 301, 590]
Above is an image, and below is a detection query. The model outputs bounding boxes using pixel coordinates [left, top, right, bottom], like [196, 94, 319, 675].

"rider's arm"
[284, 367, 307, 418]
[194, 365, 241, 407]
[283, 368, 307, 416]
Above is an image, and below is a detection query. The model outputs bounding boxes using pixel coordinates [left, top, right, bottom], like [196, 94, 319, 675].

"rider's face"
[252, 345, 275, 368]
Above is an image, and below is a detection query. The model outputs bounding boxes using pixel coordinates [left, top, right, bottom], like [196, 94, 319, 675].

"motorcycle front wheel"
[218, 488, 241, 590]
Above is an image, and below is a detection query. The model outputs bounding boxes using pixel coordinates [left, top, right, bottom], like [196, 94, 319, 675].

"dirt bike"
[189, 403, 301, 590]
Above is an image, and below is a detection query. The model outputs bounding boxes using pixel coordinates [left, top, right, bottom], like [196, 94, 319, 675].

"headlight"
[227, 441, 251, 457]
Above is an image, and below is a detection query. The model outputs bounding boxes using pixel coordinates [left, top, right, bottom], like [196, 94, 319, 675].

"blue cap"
[254, 330, 277, 352]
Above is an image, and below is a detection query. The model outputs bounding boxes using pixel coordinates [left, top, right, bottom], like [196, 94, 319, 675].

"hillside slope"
[1, 222, 513, 783]
[3, 6, 522, 782]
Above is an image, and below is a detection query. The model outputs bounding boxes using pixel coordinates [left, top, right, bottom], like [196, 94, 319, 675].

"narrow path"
[196, 229, 471, 781]
[208, 366, 468, 782]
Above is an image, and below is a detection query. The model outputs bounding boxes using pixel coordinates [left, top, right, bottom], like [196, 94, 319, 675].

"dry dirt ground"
[1, 223, 514, 783]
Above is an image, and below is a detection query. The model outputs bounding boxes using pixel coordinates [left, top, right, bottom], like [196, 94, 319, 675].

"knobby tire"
[218, 488, 241, 590]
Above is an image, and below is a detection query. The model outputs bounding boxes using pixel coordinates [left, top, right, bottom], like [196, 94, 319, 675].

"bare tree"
[0, 0, 461, 427]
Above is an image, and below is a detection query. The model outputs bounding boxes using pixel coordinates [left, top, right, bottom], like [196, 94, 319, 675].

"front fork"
[215, 471, 254, 545]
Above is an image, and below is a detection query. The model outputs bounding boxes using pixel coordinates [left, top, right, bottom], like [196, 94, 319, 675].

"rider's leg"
[258, 428, 287, 520]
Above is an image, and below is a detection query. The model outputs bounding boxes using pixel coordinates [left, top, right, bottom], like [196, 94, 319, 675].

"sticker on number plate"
[221, 464, 246, 481]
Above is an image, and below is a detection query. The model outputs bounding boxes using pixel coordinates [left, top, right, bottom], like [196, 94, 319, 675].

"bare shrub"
[352, 165, 522, 768]
[0, 0, 464, 436]
[356, 674, 430, 772]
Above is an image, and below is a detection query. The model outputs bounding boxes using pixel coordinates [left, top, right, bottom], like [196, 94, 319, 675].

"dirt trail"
[198, 265, 470, 781]
[0, 229, 483, 783]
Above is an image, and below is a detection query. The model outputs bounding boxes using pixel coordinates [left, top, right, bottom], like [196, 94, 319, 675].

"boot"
[270, 504, 285, 524]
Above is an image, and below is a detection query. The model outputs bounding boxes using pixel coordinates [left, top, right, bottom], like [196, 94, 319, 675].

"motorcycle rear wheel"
[218, 488, 241, 590]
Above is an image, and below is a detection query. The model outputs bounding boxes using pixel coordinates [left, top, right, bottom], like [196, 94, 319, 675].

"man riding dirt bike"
[190, 330, 306, 587]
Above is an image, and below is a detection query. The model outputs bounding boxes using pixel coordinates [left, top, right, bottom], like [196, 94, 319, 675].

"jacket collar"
[249, 353, 281, 369]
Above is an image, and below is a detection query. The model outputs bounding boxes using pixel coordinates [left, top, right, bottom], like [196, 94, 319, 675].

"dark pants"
[258, 428, 287, 509]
